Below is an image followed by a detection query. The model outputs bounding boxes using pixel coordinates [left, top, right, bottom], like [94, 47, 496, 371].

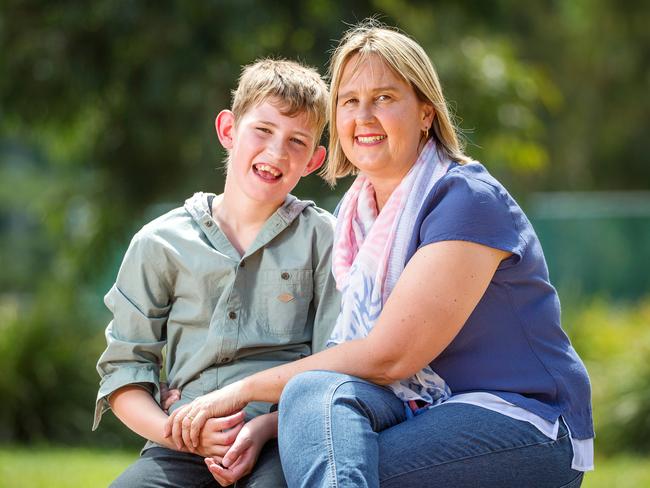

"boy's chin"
[244, 188, 287, 207]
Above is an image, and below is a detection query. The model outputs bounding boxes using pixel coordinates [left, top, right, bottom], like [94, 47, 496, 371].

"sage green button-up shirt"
[94, 192, 339, 429]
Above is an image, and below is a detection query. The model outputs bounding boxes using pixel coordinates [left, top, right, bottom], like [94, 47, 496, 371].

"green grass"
[582, 457, 650, 488]
[1, 446, 649, 487]
[0, 446, 137, 488]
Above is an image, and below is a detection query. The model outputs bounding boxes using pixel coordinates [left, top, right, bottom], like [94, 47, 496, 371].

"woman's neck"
[368, 176, 402, 212]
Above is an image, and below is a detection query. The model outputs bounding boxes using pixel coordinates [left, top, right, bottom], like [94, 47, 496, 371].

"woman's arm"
[166, 240, 509, 447]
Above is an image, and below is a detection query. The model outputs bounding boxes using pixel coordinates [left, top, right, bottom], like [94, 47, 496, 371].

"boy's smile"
[253, 163, 282, 180]
[216, 99, 325, 209]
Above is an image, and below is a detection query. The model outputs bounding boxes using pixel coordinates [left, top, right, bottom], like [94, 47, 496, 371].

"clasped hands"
[160, 383, 270, 486]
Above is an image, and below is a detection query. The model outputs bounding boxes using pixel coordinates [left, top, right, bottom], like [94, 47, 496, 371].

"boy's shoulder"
[131, 196, 204, 249]
[298, 201, 336, 227]
[284, 195, 336, 236]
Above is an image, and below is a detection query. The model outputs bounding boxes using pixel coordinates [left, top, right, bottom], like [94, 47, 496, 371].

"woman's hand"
[204, 412, 278, 486]
[163, 381, 249, 450]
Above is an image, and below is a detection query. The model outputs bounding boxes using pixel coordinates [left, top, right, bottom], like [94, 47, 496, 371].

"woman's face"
[335, 54, 433, 182]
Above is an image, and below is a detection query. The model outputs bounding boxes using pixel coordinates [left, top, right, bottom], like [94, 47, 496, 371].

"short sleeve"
[417, 167, 525, 261]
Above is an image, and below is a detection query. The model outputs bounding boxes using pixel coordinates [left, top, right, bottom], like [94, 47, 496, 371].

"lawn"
[1, 446, 649, 487]
[0, 446, 136, 488]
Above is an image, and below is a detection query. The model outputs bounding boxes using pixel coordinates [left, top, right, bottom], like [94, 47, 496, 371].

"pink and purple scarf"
[329, 139, 452, 410]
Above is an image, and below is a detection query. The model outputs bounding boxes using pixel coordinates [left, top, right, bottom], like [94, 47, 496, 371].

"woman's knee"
[279, 370, 352, 410]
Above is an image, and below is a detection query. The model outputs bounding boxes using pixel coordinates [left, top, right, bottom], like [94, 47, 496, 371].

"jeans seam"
[324, 379, 342, 488]
[382, 431, 571, 483]
[323, 376, 378, 488]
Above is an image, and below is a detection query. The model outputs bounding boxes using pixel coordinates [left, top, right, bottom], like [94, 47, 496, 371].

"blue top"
[405, 162, 594, 440]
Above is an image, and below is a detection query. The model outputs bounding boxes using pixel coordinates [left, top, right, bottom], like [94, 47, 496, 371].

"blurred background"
[1, 0, 648, 486]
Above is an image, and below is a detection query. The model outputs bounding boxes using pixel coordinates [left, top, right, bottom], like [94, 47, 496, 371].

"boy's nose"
[267, 140, 289, 161]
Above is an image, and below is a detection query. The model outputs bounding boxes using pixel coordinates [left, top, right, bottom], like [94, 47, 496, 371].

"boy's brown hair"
[231, 59, 329, 147]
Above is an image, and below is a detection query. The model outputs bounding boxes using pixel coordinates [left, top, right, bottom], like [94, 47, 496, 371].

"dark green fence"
[528, 192, 650, 300]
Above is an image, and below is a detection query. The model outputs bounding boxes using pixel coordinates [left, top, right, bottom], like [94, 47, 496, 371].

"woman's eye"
[342, 98, 358, 106]
[376, 95, 391, 102]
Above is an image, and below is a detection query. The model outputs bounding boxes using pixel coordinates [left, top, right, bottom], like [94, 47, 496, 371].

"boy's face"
[216, 100, 326, 208]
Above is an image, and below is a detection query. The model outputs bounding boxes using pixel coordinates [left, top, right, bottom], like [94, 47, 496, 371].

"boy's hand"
[204, 413, 276, 486]
[159, 383, 181, 413]
[192, 413, 246, 458]
[164, 381, 248, 450]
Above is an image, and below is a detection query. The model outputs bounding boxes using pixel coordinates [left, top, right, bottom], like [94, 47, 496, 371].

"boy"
[93, 59, 339, 487]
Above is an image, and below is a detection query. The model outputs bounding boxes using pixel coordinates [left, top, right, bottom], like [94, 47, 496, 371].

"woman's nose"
[355, 102, 376, 125]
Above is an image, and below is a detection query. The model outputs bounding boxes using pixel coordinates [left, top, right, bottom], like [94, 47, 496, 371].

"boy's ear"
[302, 145, 326, 176]
[215, 110, 235, 150]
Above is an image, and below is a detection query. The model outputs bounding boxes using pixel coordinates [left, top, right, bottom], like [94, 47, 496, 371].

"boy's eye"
[256, 127, 271, 134]
[290, 137, 307, 146]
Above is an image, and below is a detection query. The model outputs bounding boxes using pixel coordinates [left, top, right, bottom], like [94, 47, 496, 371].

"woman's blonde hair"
[322, 20, 471, 186]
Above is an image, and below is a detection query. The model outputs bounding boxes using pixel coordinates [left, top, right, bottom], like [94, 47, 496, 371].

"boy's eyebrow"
[258, 120, 314, 140]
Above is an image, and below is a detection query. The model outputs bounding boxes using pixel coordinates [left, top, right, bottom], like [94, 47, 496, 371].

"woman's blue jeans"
[278, 371, 583, 488]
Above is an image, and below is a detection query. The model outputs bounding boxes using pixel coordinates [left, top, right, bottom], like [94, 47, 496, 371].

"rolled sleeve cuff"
[92, 365, 160, 431]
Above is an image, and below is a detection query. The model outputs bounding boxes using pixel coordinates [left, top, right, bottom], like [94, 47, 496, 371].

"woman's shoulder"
[423, 160, 514, 216]
[414, 160, 528, 258]
[438, 161, 508, 199]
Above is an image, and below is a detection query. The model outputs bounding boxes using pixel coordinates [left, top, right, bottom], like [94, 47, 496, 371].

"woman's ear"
[422, 103, 436, 130]
[215, 110, 236, 150]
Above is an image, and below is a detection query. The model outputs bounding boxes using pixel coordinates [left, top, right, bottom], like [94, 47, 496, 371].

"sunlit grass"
[0, 446, 137, 488]
[583, 456, 650, 487]
[0, 446, 649, 487]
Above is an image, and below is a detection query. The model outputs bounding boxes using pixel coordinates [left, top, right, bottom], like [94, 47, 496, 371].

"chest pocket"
[261, 269, 313, 337]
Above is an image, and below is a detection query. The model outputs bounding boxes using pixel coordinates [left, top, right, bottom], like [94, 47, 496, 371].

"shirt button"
[281, 272, 290, 280]
[221, 357, 231, 363]
[205, 220, 213, 228]
[240, 260, 245, 268]
[228, 311, 237, 320]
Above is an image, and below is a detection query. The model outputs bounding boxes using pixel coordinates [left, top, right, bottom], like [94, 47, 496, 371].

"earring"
[421, 126, 430, 139]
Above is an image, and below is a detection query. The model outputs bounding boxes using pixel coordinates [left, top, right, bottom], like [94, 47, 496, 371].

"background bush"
[566, 297, 650, 455]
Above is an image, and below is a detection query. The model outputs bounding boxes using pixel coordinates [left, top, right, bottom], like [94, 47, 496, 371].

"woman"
[166, 21, 593, 487]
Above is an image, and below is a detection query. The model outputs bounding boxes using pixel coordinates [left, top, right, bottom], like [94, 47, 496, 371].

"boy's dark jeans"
[110, 440, 286, 488]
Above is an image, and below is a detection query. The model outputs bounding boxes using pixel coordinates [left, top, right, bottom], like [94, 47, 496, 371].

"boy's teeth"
[357, 135, 386, 143]
[255, 164, 281, 176]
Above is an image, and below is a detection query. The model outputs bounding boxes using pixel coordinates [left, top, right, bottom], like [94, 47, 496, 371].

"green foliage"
[565, 297, 650, 455]
[0, 282, 142, 448]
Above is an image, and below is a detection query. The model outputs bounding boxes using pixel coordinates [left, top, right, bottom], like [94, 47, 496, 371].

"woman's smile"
[355, 134, 387, 145]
